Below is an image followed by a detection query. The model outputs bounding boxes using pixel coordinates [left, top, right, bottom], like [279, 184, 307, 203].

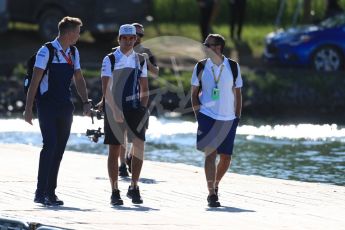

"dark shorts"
[197, 112, 239, 155]
[104, 106, 149, 145]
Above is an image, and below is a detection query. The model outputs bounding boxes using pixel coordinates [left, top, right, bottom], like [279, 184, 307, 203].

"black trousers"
[199, 1, 215, 41]
[229, 0, 246, 39]
[36, 100, 74, 196]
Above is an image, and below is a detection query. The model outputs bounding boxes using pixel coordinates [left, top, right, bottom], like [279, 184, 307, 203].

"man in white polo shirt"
[98, 24, 148, 206]
[191, 33, 243, 207]
[24, 16, 90, 206]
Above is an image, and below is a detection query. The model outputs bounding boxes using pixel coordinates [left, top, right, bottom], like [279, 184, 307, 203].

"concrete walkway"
[0, 144, 344, 230]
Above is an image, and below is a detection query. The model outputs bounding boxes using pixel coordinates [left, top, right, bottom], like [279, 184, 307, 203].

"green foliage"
[11, 63, 26, 80]
[152, 0, 345, 25]
[82, 69, 99, 79]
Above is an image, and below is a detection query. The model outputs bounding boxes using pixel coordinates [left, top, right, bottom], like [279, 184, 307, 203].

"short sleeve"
[73, 47, 81, 70]
[140, 59, 148, 78]
[191, 64, 200, 86]
[34, 46, 49, 70]
[101, 56, 112, 78]
[234, 63, 243, 88]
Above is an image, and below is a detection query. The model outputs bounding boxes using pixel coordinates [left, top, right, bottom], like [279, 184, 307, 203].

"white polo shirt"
[34, 38, 81, 95]
[191, 57, 243, 121]
[101, 48, 147, 78]
[35, 38, 81, 70]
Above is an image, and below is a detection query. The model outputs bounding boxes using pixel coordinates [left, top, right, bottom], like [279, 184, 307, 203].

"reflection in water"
[0, 116, 344, 185]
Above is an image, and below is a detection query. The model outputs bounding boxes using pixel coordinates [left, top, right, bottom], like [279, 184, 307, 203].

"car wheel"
[312, 46, 343, 71]
[39, 9, 64, 41]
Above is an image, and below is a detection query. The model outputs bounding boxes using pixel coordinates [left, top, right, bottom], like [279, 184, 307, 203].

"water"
[0, 116, 344, 186]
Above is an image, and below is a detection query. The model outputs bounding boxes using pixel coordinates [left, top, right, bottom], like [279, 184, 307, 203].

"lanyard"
[60, 50, 73, 66]
[211, 64, 224, 88]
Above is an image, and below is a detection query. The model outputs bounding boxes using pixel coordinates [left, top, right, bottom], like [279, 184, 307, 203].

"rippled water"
[0, 116, 344, 185]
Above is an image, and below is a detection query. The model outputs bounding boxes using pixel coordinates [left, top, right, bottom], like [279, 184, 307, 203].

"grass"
[143, 23, 275, 57]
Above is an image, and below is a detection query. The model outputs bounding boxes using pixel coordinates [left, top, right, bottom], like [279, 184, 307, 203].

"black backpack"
[23, 42, 76, 98]
[196, 58, 238, 90]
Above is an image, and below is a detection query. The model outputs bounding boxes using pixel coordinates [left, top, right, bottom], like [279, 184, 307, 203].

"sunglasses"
[136, 33, 144, 38]
[203, 43, 219, 48]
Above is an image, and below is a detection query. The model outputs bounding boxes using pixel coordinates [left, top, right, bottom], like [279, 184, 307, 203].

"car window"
[320, 13, 345, 28]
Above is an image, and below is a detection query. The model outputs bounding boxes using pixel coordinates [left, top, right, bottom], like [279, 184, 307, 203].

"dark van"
[4, 0, 149, 41]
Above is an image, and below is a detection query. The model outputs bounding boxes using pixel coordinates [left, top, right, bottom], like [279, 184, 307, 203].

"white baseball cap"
[119, 24, 136, 36]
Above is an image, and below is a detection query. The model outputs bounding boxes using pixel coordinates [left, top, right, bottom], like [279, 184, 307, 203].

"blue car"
[264, 13, 345, 71]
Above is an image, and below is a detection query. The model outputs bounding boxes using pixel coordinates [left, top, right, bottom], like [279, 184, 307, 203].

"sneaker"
[127, 186, 143, 204]
[126, 155, 132, 173]
[119, 163, 129, 177]
[44, 195, 64, 206]
[110, 189, 124, 206]
[34, 193, 45, 204]
[207, 194, 220, 207]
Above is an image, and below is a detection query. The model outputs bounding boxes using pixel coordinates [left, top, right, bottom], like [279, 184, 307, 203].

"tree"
[303, 0, 312, 23]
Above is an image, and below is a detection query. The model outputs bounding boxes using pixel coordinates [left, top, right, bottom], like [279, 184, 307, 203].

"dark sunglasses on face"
[136, 33, 144, 38]
[203, 43, 218, 48]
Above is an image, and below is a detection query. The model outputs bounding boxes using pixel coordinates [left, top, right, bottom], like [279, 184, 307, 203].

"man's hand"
[23, 109, 33, 125]
[95, 100, 104, 112]
[114, 110, 124, 123]
[83, 103, 91, 116]
[142, 52, 149, 61]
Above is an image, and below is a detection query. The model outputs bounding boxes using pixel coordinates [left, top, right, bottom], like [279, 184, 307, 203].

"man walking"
[191, 34, 242, 207]
[117, 22, 159, 177]
[24, 16, 91, 206]
[98, 24, 148, 205]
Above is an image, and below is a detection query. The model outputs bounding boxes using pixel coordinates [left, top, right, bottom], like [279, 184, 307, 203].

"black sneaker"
[127, 186, 143, 204]
[44, 195, 64, 206]
[207, 194, 220, 207]
[34, 193, 45, 204]
[126, 154, 132, 173]
[110, 189, 124, 206]
[119, 163, 129, 177]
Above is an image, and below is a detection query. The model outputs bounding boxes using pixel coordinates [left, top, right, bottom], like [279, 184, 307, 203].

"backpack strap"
[227, 58, 238, 87]
[107, 47, 118, 73]
[195, 59, 207, 105]
[196, 59, 207, 90]
[137, 53, 145, 70]
[70, 45, 76, 64]
[44, 42, 55, 71]
[107, 53, 115, 73]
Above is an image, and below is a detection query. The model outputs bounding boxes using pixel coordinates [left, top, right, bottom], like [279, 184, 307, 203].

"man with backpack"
[97, 24, 148, 206]
[23, 16, 91, 206]
[191, 34, 242, 207]
[117, 22, 160, 178]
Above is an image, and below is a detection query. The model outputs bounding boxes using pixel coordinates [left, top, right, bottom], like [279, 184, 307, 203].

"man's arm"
[234, 87, 242, 118]
[73, 69, 90, 115]
[142, 53, 159, 78]
[23, 67, 44, 125]
[191, 85, 201, 119]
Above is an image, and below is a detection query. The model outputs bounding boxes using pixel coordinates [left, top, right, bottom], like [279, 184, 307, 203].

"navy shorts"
[104, 106, 148, 145]
[197, 112, 239, 155]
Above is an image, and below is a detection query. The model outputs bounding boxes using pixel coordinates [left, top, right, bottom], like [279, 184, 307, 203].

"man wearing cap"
[97, 24, 148, 205]
[118, 22, 160, 177]
[132, 23, 159, 78]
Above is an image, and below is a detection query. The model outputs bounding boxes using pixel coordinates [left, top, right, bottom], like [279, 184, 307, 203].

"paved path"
[0, 144, 344, 230]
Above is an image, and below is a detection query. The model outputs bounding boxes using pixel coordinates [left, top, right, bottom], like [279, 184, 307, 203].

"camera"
[85, 100, 104, 143]
[90, 108, 104, 124]
[86, 128, 104, 143]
